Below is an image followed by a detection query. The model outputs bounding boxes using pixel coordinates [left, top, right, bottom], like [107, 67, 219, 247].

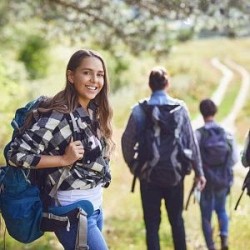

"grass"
[1, 37, 250, 249]
[216, 70, 241, 122]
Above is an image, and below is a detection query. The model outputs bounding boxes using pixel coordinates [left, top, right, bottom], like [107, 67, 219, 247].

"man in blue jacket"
[121, 66, 206, 250]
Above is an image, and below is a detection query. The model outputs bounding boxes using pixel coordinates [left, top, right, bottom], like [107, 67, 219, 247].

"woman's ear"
[67, 70, 74, 84]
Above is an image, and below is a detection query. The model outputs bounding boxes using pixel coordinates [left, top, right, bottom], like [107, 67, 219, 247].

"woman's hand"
[36, 138, 84, 169]
[61, 138, 84, 166]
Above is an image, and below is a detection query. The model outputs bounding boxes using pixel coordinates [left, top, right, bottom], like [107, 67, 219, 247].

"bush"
[18, 35, 50, 80]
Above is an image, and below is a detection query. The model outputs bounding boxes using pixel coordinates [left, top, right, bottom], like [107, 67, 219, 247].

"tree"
[3, 0, 249, 55]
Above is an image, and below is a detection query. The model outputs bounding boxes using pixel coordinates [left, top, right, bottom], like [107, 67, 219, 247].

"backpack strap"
[235, 168, 250, 210]
[130, 101, 148, 193]
[69, 112, 82, 141]
[76, 208, 89, 250]
[48, 112, 80, 201]
[46, 111, 93, 249]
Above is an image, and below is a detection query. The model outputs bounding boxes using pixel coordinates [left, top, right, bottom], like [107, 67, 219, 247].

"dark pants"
[140, 180, 186, 250]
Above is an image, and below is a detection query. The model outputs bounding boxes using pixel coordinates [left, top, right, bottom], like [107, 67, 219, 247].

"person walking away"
[195, 99, 238, 250]
[241, 129, 250, 167]
[121, 66, 206, 250]
[7, 49, 114, 250]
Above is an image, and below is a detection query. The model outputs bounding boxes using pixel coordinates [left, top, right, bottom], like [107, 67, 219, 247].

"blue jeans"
[54, 209, 108, 250]
[140, 180, 186, 250]
[200, 187, 229, 249]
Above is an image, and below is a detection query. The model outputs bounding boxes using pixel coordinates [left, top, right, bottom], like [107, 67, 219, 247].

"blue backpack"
[0, 97, 94, 245]
[198, 126, 232, 189]
[0, 97, 46, 243]
[0, 167, 43, 243]
[199, 126, 230, 167]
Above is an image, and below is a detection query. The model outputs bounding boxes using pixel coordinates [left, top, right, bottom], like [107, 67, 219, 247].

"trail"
[191, 58, 234, 130]
[221, 59, 250, 132]
[221, 59, 250, 174]
[192, 57, 250, 134]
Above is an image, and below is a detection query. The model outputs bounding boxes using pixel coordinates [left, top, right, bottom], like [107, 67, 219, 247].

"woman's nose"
[90, 74, 97, 82]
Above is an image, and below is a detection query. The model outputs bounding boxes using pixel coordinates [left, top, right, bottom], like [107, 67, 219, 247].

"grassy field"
[104, 38, 250, 249]
[1, 38, 250, 249]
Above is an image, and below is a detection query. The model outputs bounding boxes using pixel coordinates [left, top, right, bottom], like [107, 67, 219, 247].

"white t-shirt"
[57, 184, 103, 211]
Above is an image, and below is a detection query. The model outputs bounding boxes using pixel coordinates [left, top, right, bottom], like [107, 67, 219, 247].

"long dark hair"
[23, 49, 114, 154]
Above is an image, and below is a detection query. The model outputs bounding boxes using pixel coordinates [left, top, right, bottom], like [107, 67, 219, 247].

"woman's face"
[68, 56, 105, 108]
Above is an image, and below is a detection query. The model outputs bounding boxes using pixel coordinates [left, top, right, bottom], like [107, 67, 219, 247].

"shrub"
[18, 35, 50, 79]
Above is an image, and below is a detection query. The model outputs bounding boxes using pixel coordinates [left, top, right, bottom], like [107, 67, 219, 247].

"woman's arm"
[36, 139, 84, 169]
[8, 112, 84, 169]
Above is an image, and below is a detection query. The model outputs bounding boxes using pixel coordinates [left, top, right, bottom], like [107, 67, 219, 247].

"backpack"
[198, 126, 232, 189]
[130, 101, 192, 191]
[0, 97, 94, 246]
[198, 126, 231, 167]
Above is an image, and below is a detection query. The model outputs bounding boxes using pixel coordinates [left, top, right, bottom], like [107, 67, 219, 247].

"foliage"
[0, 54, 29, 164]
[177, 28, 194, 42]
[3, 0, 250, 56]
[107, 53, 130, 93]
[18, 35, 50, 80]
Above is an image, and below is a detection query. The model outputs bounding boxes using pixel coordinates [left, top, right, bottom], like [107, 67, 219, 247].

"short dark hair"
[199, 98, 217, 117]
[148, 66, 168, 92]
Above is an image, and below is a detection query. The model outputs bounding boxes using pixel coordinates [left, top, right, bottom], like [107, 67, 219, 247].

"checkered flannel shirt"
[7, 103, 111, 191]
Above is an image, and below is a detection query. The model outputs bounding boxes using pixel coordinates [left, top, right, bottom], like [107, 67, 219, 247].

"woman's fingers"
[63, 140, 85, 164]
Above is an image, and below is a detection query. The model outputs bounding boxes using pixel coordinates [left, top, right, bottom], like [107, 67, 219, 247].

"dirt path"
[192, 57, 234, 130]
[221, 59, 250, 132]
[192, 57, 250, 133]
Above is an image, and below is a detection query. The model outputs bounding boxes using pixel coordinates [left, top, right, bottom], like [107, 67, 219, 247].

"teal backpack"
[0, 97, 93, 248]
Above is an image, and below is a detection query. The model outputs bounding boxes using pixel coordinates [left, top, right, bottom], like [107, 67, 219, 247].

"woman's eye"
[97, 73, 104, 77]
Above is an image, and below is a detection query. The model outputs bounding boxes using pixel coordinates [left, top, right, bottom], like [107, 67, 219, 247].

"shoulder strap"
[69, 112, 81, 139]
[138, 100, 149, 118]
[49, 112, 79, 201]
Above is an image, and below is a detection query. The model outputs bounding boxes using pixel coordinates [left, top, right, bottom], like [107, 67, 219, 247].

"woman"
[7, 49, 114, 250]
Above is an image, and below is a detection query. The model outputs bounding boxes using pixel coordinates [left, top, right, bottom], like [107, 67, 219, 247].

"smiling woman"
[67, 56, 105, 108]
[6, 49, 114, 250]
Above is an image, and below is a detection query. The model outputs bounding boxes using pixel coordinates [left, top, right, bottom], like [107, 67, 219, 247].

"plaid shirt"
[7, 103, 111, 192]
